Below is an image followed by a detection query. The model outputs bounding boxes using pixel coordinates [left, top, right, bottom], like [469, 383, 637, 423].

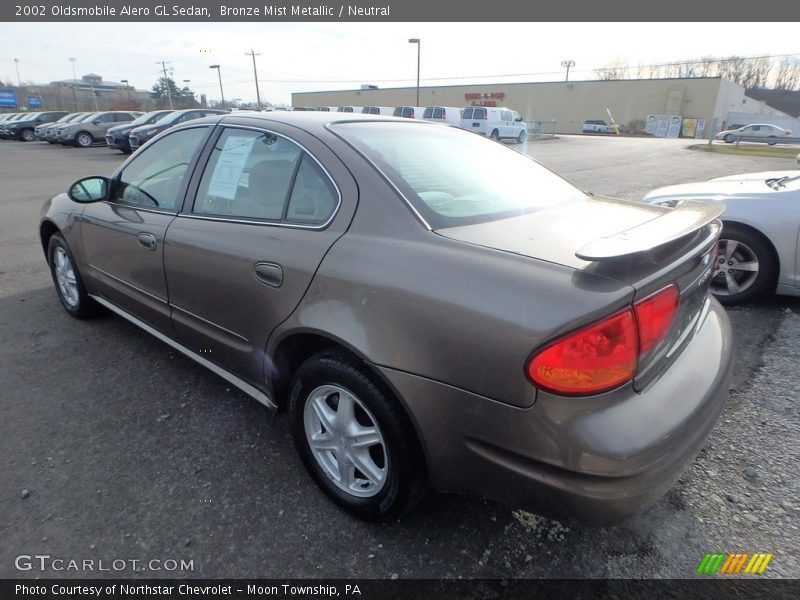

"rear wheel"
[711, 225, 777, 305]
[289, 351, 427, 521]
[47, 233, 99, 318]
[75, 132, 94, 148]
[767, 135, 777, 145]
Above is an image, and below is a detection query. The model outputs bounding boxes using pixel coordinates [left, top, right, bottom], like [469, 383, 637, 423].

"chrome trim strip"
[180, 123, 342, 231]
[87, 264, 167, 304]
[90, 295, 275, 409]
[170, 303, 250, 343]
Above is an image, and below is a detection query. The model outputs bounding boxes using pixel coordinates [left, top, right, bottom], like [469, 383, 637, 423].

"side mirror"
[68, 176, 110, 203]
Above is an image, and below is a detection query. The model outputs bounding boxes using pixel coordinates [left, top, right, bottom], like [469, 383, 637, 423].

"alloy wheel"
[303, 384, 388, 498]
[53, 246, 79, 307]
[712, 238, 759, 297]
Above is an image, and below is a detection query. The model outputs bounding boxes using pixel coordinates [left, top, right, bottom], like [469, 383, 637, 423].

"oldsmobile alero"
[40, 112, 733, 523]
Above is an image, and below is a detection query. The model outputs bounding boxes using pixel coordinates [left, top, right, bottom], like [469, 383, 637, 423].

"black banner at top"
[3, 0, 800, 21]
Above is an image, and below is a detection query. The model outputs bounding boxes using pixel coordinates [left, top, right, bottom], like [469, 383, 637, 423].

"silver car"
[59, 111, 141, 147]
[643, 170, 800, 304]
[716, 123, 792, 144]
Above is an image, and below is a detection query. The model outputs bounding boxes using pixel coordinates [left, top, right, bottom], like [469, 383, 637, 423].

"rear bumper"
[376, 298, 733, 525]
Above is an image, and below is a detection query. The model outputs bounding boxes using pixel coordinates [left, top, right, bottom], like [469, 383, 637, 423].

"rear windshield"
[332, 122, 586, 229]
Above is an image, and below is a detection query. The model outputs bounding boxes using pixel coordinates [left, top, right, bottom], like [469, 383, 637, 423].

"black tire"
[767, 135, 777, 146]
[75, 132, 94, 148]
[490, 129, 500, 141]
[724, 134, 736, 143]
[288, 351, 428, 521]
[47, 233, 99, 318]
[20, 128, 36, 142]
[517, 130, 527, 144]
[712, 224, 778, 305]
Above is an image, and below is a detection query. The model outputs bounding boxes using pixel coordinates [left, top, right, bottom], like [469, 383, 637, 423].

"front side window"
[193, 128, 338, 225]
[333, 121, 586, 229]
[115, 127, 208, 211]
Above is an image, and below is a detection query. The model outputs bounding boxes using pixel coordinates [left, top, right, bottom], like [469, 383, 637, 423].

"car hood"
[131, 124, 160, 135]
[709, 170, 800, 182]
[436, 195, 722, 269]
[108, 123, 133, 134]
[643, 179, 785, 202]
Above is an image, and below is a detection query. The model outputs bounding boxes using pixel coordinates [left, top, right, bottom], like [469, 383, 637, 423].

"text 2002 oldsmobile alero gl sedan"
[40, 112, 733, 524]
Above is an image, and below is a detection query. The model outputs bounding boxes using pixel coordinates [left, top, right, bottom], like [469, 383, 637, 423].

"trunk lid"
[436, 195, 723, 391]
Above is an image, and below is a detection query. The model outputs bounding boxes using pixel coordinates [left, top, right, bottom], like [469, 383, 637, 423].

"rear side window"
[473, 108, 486, 119]
[462, 108, 474, 119]
[193, 128, 338, 225]
[333, 122, 585, 229]
[392, 107, 403, 117]
[423, 108, 434, 119]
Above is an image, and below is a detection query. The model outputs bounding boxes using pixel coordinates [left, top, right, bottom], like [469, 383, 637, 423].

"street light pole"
[245, 49, 262, 111]
[209, 64, 225, 110]
[68, 57, 78, 110]
[560, 59, 576, 82]
[408, 39, 420, 106]
[13, 58, 21, 87]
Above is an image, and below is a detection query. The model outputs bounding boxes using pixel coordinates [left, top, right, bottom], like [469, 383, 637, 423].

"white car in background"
[716, 123, 792, 144]
[643, 170, 800, 304]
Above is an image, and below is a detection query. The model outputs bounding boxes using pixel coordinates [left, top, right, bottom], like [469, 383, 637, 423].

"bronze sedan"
[39, 112, 733, 524]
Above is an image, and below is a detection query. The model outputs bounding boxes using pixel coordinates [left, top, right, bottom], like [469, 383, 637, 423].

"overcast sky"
[1, 22, 797, 105]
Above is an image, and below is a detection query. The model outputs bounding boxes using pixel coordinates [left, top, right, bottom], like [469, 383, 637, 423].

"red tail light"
[634, 285, 679, 355]
[527, 285, 679, 395]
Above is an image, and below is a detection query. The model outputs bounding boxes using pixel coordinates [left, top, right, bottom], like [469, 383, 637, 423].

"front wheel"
[711, 225, 777, 305]
[21, 128, 36, 142]
[289, 352, 427, 521]
[47, 233, 99, 318]
[75, 132, 94, 148]
[517, 130, 527, 144]
[724, 134, 736, 143]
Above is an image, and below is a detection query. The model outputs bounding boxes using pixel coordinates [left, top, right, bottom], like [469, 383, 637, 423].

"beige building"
[293, 77, 791, 135]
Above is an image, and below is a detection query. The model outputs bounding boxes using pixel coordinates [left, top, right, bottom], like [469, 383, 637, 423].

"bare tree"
[595, 60, 631, 80]
[774, 58, 800, 91]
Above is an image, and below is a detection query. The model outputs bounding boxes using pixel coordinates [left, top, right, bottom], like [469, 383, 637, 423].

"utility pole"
[245, 49, 262, 111]
[13, 58, 21, 87]
[209, 65, 225, 110]
[156, 60, 174, 109]
[121, 79, 131, 109]
[561, 59, 575, 82]
[408, 39, 420, 106]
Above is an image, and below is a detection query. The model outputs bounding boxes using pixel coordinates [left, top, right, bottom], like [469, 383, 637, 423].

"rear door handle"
[253, 262, 283, 288]
[137, 232, 157, 251]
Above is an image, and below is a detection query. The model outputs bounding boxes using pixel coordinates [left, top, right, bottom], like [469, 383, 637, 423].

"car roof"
[187, 110, 434, 135]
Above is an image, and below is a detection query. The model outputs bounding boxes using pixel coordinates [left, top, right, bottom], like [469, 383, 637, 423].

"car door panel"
[164, 123, 358, 389]
[79, 126, 213, 334]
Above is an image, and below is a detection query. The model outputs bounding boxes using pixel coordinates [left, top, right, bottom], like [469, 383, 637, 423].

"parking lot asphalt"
[1, 135, 798, 579]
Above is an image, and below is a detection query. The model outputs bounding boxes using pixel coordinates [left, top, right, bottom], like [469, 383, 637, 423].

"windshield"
[332, 121, 586, 229]
[152, 111, 187, 126]
[78, 113, 100, 122]
[131, 111, 172, 126]
[57, 113, 81, 123]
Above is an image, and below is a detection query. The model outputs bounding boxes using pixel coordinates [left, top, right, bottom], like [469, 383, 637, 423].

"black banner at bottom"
[2, 579, 799, 600]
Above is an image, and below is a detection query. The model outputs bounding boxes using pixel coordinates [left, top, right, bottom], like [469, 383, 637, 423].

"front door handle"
[253, 262, 283, 288]
[137, 232, 157, 251]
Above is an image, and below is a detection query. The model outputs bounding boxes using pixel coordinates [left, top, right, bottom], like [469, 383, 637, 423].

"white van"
[336, 106, 363, 113]
[422, 106, 462, 126]
[460, 106, 528, 142]
[392, 106, 424, 119]
[361, 106, 394, 116]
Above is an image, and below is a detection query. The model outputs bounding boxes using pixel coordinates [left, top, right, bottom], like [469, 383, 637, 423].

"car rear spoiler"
[575, 200, 725, 261]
